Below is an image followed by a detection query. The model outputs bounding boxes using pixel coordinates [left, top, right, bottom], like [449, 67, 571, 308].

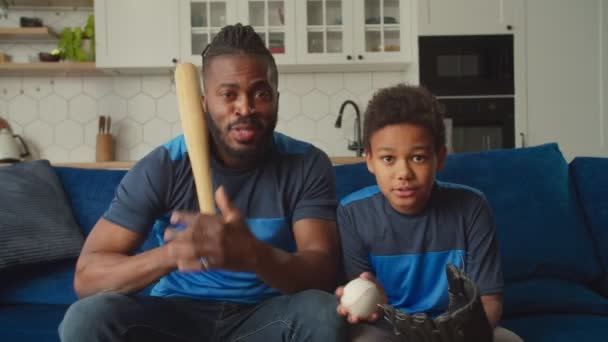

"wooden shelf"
[3, 0, 92, 8]
[0, 62, 100, 76]
[0, 27, 59, 41]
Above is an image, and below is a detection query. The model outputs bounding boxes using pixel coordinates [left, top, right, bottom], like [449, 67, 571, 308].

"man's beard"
[205, 109, 277, 165]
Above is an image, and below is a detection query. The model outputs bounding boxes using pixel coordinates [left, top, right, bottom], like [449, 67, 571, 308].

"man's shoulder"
[272, 132, 314, 156]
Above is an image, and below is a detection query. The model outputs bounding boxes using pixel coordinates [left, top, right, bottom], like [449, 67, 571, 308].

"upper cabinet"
[95, 0, 416, 71]
[179, 0, 238, 65]
[296, 0, 413, 66]
[95, 0, 179, 68]
[418, 0, 516, 35]
[238, 0, 297, 65]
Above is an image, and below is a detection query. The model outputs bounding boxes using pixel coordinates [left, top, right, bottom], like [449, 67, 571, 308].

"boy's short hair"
[363, 84, 446, 152]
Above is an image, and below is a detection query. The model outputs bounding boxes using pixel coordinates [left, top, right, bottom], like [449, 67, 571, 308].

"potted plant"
[56, 14, 95, 62]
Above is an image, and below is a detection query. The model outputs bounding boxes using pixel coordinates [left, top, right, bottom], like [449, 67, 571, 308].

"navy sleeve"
[292, 148, 337, 222]
[465, 195, 504, 295]
[338, 204, 373, 281]
[103, 147, 172, 235]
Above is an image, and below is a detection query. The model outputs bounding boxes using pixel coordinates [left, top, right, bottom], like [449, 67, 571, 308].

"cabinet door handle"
[358, 55, 363, 60]
[172, 58, 178, 63]
[507, 25, 513, 31]
[346, 55, 352, 60]
[519, 132, 526, 148]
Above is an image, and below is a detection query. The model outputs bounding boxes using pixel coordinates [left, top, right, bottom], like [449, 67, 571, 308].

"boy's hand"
[335, 272, 387, 324]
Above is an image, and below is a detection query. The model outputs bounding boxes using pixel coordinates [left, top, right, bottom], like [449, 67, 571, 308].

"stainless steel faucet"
[335, 100, 363, 157]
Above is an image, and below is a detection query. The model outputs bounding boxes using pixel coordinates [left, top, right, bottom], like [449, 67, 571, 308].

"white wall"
[526, 0, 608, 159]
[0, 9, 416, 162]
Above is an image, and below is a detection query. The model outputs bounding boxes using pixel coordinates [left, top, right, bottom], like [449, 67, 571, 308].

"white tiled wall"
[1, 9, 413, 162]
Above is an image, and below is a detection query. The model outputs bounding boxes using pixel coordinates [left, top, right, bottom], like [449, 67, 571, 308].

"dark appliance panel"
[419, 35, 514, 96]
[441, 97, 514, 153]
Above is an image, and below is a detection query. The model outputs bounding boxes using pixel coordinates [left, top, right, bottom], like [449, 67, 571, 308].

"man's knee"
[289, 289, 347, 339]
[59, 293, 129, 341]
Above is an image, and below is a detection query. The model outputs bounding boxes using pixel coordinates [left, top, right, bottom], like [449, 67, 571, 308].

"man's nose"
[235, 95, 254, 116]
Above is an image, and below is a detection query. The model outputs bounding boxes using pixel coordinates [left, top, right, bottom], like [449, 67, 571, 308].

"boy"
[335, 84, 522, 341]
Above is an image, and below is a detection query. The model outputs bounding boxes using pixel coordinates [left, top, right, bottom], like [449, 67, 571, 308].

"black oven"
[441, 97, 514, 153]
[419, 35, 514, 96]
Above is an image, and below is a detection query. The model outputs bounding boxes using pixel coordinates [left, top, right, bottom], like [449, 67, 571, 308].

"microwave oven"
[419, 35, 514, 96]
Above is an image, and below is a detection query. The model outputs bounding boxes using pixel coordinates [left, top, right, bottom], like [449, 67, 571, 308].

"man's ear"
[365, 149, 375, 175]
[436, 145, 448, 170]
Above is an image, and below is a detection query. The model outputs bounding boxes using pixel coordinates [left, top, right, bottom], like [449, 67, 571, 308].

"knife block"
[95, 134, 114, 162]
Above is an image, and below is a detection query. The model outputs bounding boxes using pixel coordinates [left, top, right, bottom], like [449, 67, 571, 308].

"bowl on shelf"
[38, 52, 61, 62]
[20, 17, 43, 27]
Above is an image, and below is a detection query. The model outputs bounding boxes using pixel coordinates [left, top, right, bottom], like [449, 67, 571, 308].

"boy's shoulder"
[339, 185, 382, 207]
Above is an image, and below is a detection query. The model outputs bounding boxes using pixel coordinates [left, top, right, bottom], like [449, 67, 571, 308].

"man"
[59, 24, 346, 342]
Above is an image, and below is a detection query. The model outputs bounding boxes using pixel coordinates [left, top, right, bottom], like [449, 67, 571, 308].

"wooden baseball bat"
[175, 63, 215, 214]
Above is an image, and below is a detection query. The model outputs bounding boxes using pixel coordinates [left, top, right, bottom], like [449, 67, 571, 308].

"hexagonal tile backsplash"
[0, 9, 410, 162]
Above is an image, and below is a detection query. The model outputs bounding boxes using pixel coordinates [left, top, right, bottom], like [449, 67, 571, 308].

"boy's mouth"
[393, 186, 417, 198]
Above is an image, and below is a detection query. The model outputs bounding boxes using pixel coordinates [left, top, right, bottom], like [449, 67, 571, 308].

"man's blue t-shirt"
[338, 182, 503, 316]
[103, 132, 337, 304]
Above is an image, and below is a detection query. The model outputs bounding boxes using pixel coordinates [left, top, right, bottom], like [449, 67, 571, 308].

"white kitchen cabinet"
[179, 0, 239, 65]
[95, 0, 179, 68]
[524, 0, 608, 160]
[418, 0, 516, 36]
[237, 0, 297, 65]
[295, 0, 414, 67]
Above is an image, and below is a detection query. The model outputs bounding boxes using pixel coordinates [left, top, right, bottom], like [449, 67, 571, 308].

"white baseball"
[340, 278, 382, 319]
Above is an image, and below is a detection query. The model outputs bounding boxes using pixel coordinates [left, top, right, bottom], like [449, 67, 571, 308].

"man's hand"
[335, 272, 387, 324]
[164, 186, 261, 272]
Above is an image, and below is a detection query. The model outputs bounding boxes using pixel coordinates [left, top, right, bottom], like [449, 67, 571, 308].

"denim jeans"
[58, 289, 347, 342]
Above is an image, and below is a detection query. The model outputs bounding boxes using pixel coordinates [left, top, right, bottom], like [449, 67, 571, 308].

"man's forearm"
[74, 245, 175, 298]
[252, 242, 338, 293]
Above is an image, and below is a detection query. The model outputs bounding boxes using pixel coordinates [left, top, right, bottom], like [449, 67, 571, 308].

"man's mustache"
[227, 117, 264, 130]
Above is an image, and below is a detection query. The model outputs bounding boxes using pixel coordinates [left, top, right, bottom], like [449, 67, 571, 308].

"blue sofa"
[1, 143, 607, 341]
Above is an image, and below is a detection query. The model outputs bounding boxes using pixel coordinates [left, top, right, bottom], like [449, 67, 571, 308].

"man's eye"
[381, 156, 394, 163]
[221, 92, 236, 99]
[255, 90, 271, 100]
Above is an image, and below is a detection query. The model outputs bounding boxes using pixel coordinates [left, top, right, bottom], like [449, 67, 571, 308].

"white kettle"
[0, 128, 30, 163]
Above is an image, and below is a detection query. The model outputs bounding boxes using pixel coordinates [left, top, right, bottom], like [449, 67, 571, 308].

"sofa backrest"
[570, 157, 608, 275]
[333, 143, 604, 286]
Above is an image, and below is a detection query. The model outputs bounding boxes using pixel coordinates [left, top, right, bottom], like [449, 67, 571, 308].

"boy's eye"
[380, 156, 394, 163]
[412, 155, 427, 163]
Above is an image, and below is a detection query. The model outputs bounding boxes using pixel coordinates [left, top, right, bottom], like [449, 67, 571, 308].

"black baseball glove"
[381, 264, 493, 342]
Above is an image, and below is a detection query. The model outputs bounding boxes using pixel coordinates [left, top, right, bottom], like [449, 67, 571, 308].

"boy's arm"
[481, 293, 503, 329]
[337, 205, 373, 281]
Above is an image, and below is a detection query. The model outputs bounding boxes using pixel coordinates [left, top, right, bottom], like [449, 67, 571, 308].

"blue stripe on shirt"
[371, 250, 464, 315]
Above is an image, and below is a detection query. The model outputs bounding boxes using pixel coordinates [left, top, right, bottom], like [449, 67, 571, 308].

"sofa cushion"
[436, 143, 603, 284]
[0, 304, 67, 342]
[0, 160, 84, 271]
[503, 278, 608, 316]
[0, 259, 78, 305]
[54, 167, 128, 236]
[501, 313, 608, 342]
[569, 157, 608, 272]
[55, 166, 159, 253]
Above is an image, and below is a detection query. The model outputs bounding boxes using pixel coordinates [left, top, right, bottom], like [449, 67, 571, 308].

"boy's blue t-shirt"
[338, 181, 503, 316]
[103, 132, 337, 304]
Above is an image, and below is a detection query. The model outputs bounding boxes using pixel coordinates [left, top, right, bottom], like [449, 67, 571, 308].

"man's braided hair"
[200, 23, 278, 87]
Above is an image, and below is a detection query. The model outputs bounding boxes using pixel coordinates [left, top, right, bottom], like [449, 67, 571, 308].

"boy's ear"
[365, 149, 375, 174]
[436, 145, 448, 170]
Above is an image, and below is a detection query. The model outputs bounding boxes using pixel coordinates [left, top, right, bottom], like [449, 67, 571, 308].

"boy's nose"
[396, 161, 413, 180]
